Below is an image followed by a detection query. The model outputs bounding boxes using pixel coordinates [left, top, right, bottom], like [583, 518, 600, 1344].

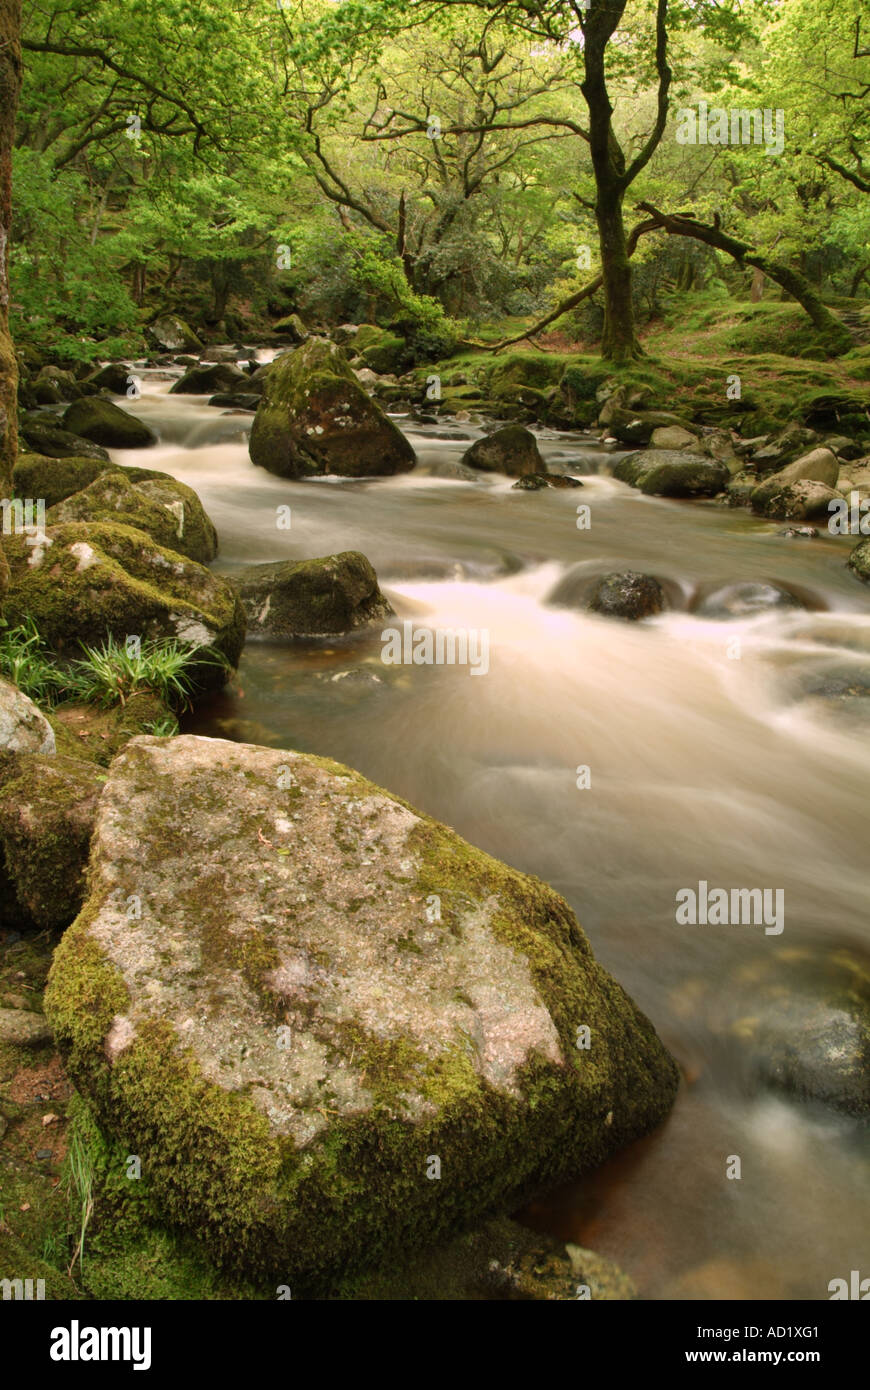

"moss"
[1, 521, 244, 684]
[43, 745, 679, 1293]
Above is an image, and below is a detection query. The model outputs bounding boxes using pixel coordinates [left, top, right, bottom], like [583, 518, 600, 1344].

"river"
[112, 361, 870, 1300]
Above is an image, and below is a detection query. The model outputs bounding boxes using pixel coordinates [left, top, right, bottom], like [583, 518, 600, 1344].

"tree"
[0, 0, 22, 500]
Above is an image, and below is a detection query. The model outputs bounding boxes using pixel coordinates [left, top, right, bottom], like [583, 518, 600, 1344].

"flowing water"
[112, 363, 870, 1299]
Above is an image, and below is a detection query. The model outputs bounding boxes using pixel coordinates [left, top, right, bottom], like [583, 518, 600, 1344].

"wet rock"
[512, 474, 549, 491]
[47, 469, 218, 564]
[750, 477, 842, 521]
[462, 426, 545, 478]
[34, 366, 81, 405]
[0, 680, 56, 756]
[586, 571, 666, 621]
[650, 425, 699, 450]
[848, 536, 870, 582]
[692, 582, 803, 619]
[0, 1008, 52, 1047]
[751, 425, 818, 467]
[200, 346, 243, 363]
[546, 473, 584, 489]
[207, 392, 261, 411]
[85, 363, 137, 396]
[613, 451, 728, 498]
[700, 946, 870, 1118]
[62, 398, 158, 450]
[12, 453, 108, 507]
[777, 526, 818, 539]
[147, 314, 203, 353]
[1, 522, 244, 688]
[344, 1216, 637, 1300]
[0, 751, 102, 930]
[19, 419, 110, 463]
[332, 324, 360, 347]
[821, 434, 863, 461]
[170, 363, 250, 395]
[45, 734, 679, 1288]
[248, 339, 416, 479]
[236, 551, 393, 637]
[605, 409, 697, 447]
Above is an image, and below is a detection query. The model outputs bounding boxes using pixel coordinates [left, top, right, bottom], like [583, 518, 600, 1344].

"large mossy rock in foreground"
[249, 338, 416, 479]
[614, 450, 729, 498]
[45, 735, 679, 1290]
[237, 550, 393, 637]
[1, 522, 244, 685]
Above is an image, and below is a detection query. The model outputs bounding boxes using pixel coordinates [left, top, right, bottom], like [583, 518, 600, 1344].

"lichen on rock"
[45, 734, 679, 1290]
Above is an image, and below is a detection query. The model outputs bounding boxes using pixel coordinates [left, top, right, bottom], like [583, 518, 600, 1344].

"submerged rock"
[343, 1216, 638, 1300]
[62, 398, 157, 449]
[462, 426, 545, 478]
[0, 680, 56, 756]
[45, 734, 679, 1288]
[248, 338, 416, 479]
[587, 572, 666, 621]
[85, 363, 138, 396]
[236, 551, 393, 637]
[0, 750, 102, 930]
[692, 582, 803, 619]
[47, 469, 218, 564]
[613, 451, 728, 498]
[690, 945, 870, 1118]
[1, 522, 244, 686]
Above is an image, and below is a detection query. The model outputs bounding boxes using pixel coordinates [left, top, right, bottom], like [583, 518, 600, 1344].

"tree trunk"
[596, 186, 639, 360]
[750, 266, 765, 302]
[0, 0, 22, 508]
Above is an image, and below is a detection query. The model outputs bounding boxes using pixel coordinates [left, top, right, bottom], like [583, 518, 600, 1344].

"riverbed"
[113, 364, 870, 1300]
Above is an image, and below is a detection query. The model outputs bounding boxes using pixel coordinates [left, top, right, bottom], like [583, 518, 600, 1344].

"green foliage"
[66, 636, 225, 712]
[349, 250, 461, 360]
[0, 618, 64, 707]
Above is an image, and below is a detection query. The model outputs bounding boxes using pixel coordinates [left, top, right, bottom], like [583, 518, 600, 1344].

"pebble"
[0, 1008, 53, 1047]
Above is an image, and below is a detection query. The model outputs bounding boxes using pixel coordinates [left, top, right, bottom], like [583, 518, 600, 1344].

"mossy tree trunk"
[0, 0, 22, 508]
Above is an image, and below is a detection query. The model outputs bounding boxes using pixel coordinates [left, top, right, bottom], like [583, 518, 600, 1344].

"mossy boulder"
[461, 426, 545, 478]
[13, 454, 109, 507]
[34, 366, 81, 404]
[848, 537, 870, 582]
[0, 750, 102, 931]
[44, 734, 679, 1290]
[237, 551, 393, 637]
[148, 315, 203, 353]
[613, 451, 729, 498]
[486, 353, 566, 399]
[1, 522, 244, 686]
[273, 313, 309, 344]
[171, 363, 250, 395]
[248, 338, 416, 479]
[85, 363, 138, 396]
[19, 418, 110, 463]
[358, 332, 406, 375]
[47, 470, 218, 564]
[62, 398, 157, 449]
[0, 679, 56, 755]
